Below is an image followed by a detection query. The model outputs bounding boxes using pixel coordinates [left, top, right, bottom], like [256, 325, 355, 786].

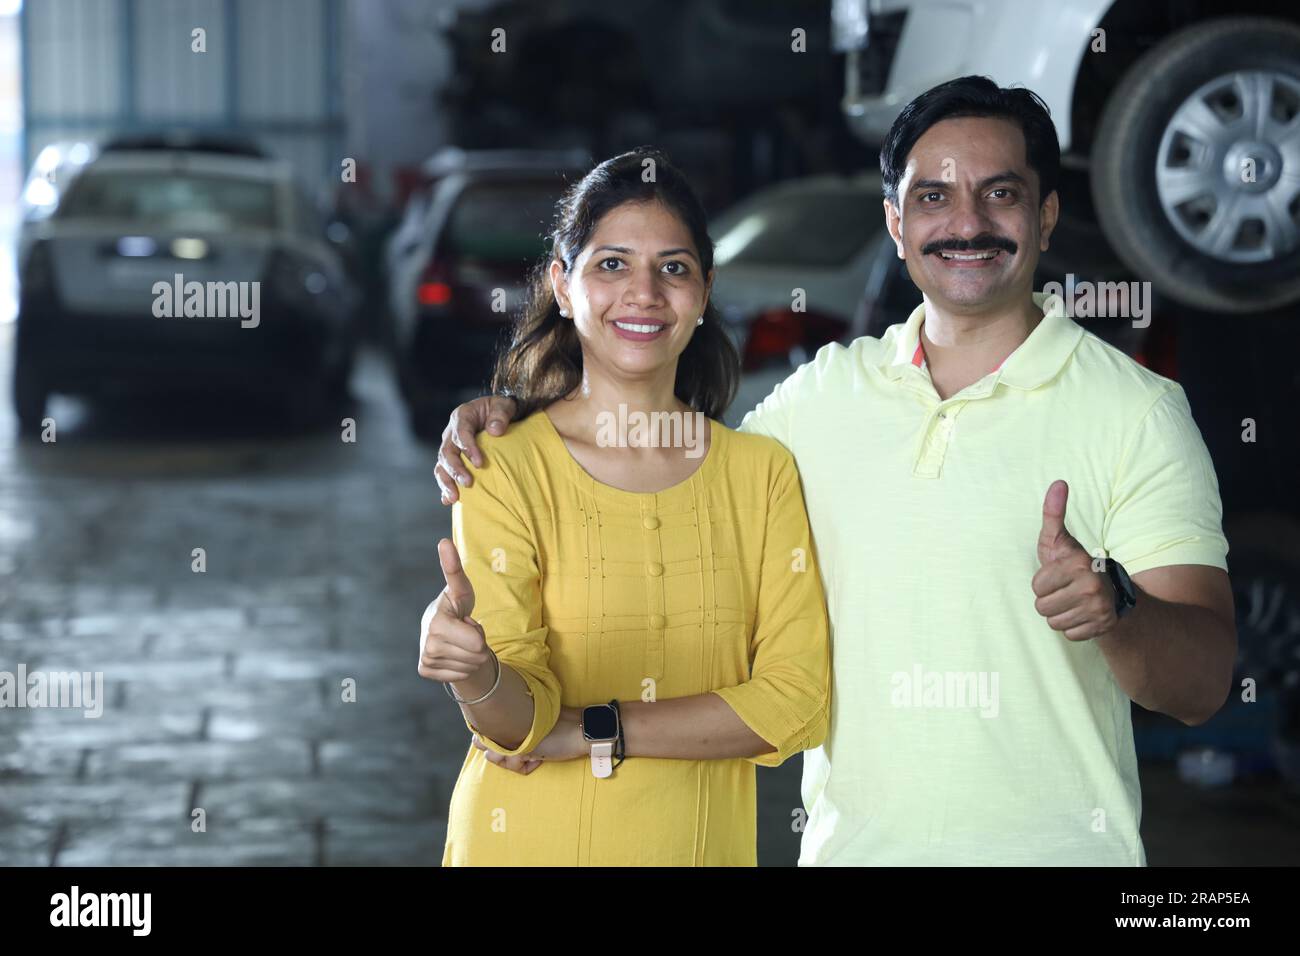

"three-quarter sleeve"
[712, 450, 832, 767]
[451, 448, 562, 756]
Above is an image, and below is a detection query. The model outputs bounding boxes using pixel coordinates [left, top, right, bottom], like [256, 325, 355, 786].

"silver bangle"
[445, 648, 501, 705]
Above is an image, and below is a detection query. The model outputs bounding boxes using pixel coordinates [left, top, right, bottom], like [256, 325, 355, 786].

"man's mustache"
[921, 234, 1018, 256]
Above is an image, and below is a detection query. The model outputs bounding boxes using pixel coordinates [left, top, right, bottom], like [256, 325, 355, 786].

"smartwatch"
[581, 702, 620, 778]
[1103, 558, 1137, 619]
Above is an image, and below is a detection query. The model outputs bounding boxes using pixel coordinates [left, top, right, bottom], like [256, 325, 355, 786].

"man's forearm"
[1096, 589, 1236, 726]
[618, 693, 777, 760]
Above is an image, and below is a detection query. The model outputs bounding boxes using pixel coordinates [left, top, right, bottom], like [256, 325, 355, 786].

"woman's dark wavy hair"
[492, 147, 739, 421]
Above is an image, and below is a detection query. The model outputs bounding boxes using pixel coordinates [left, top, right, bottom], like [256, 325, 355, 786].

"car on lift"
[831, 0, 1300, 314]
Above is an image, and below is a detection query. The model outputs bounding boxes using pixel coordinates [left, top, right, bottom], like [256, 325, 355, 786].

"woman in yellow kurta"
[420, 148, 830, 866]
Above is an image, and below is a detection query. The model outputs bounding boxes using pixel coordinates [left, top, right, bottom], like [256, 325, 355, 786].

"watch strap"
[1105, 559, 1137, 618]
[590, 740, 613, 778]
[610, 698, 625, 768]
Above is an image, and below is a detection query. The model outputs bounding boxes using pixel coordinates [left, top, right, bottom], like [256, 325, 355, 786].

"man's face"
[884, 115, 1059, 315]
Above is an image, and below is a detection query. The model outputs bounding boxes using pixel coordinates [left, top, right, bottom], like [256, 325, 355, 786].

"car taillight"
[743, 307, 847, 370]
[417, 260, 453, 307]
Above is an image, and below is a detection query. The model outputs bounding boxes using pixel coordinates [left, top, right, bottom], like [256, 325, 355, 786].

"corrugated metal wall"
[21, 0, 342, 190]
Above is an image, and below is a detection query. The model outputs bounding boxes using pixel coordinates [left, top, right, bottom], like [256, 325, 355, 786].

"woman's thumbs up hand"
[418, 538, 494, 690]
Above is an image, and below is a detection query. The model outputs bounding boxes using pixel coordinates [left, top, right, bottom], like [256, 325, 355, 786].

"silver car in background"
[709, 172, 886, 370]
[13, 138, 360, 434]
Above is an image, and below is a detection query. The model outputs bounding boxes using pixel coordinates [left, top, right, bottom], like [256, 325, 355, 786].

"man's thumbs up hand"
[1037, 479, 1081, 563]
[418, 538, 494, 689]
[1031, 480, 1118, 641]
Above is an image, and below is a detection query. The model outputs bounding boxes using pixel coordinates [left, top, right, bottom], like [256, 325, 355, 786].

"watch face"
[582, 705, 618, 741]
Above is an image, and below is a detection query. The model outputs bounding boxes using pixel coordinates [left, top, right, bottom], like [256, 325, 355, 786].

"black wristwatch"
[1103, 558, 1137, 619]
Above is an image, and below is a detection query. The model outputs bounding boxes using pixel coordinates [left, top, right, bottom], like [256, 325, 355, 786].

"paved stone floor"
[0, 325, 1296, 866]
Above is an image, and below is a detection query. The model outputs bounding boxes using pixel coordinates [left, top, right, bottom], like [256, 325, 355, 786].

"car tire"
[408, 393, 454, 442]
[324, 357, 354, 406]
[1091, 17, 1300, 314]
[12, 354, 47, 438]
[1222, 513, 1300, 782]
[281, 382, 326, 431]
[395, 349, 458, 442]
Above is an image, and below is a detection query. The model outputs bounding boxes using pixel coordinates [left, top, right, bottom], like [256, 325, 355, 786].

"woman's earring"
[696, 315, 704, 326]
[559, 307, 569, 318]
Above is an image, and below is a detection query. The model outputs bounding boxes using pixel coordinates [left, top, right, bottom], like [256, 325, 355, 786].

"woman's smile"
[610, 316, 671, 341]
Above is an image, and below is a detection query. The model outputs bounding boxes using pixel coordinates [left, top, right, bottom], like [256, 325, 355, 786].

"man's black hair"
[880, 75, 1060, 206]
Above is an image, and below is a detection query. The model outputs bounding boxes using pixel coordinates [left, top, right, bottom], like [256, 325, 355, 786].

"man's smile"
[934, 248, 1007, 267]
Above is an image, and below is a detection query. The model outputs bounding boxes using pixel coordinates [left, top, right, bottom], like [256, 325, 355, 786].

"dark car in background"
[384, 149, 588, 439]
[12, 137, 360, 434]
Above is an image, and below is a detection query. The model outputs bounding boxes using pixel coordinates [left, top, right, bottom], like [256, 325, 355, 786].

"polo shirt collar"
[878, 291, 1083, 390]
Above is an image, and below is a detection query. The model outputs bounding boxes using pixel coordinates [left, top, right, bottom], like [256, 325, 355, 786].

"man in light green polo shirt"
[737, 284, 1231, 864]
[434, 76, 1236, 865]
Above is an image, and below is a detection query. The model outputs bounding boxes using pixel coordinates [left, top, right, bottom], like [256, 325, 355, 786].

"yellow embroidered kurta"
[441, 410, 831, 866]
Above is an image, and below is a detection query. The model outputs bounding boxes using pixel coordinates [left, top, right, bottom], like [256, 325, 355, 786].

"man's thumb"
[1038, 480, 1070, 557]
[437, 537, 475, 618]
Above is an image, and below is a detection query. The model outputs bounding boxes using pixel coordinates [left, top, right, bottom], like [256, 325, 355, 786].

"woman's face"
[552, 199, 711, 385]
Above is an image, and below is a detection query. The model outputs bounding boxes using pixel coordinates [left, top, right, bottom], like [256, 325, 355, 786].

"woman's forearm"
[618, 693, 776, 760]
[452, 662, 538, 752]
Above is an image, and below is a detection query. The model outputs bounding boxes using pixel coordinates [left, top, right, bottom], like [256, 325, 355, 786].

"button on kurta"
[647, 562, 663, 576]
[642, 515, 660, 530]
[649, 614, 666, 628]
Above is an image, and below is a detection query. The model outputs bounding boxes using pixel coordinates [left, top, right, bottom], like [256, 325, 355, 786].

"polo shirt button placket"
[939, 407, 957, 438]
[914, 404, 955, 478]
